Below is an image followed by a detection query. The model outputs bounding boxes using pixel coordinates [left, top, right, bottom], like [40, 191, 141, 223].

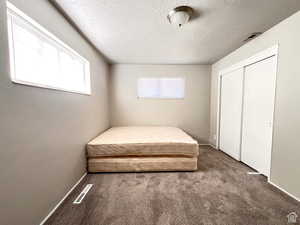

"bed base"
[88, 157, 198, 172]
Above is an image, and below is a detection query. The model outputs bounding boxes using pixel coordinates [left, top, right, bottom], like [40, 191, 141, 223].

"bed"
[87, 126, 199, 172]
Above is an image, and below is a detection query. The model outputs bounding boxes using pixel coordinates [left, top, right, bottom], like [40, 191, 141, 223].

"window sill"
[11, 79, 91, 96]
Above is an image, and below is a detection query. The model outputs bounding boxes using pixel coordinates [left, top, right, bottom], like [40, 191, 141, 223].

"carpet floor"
[45, 146, 300, 225]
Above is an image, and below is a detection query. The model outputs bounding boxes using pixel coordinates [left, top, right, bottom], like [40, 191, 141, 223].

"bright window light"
[6, 2, 91, 94]
[137, 78, 185, 99]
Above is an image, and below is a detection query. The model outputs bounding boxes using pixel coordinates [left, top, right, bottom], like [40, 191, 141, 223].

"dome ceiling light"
[167, 6, 194, 27]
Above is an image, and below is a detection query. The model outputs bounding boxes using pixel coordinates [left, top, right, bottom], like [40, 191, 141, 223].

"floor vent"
[73, 184, 93, 204]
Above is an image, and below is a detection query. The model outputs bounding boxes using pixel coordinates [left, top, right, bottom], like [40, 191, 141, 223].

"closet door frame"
[216, 45, 279, 177]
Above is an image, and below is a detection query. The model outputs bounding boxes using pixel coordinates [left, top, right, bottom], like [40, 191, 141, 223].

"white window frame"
[6, 1, 91, 95]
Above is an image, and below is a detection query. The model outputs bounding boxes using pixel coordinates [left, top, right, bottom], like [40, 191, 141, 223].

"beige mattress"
[88, 157, 198, 172]
[87, 126, 199, 158]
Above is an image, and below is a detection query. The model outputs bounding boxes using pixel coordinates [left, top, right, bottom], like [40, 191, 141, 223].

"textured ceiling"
[53, 0, 300, 64]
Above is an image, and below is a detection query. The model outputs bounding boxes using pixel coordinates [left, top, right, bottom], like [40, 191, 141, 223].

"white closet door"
[241, 56, 277, 176]
[219, 68, 244, 160]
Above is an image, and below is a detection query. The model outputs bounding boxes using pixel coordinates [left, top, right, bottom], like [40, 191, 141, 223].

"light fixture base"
[167, 6, 194, 27]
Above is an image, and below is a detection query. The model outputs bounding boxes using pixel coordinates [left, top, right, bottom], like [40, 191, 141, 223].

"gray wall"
[0, 0, 110, 224]
[210, 11, 300, 199]
[110, 64, 211, 143]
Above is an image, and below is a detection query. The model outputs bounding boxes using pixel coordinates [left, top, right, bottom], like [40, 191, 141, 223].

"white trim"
[267, 51, 279, 178]
[238, 67, 246, 161]
[39, 173, 87, 225]
[216, 45, 279, 178]
[10, 79, 91, 96]
[247, 172, 262, 175]
[215, 73, 222, 150]
[219, 45, 279, 75]
[6, 1, 91, 95]
[268, 49, 280, 180]
[209, 144, 217, 149]
[268, 180, 300, 202]
[216, 45, 279, 149]
[7, 10, 15, 83]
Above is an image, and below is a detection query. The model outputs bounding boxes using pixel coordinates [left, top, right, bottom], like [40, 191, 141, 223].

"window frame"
[6, 1, 91, 95]
[137, 77, 186, 99]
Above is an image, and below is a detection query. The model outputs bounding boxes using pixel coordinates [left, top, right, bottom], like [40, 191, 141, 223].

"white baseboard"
[209, 144, 217, 149]
[268, 180, 300, 202]
[39, 173, 87, 225]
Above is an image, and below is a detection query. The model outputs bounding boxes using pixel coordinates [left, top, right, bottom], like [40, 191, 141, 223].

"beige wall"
[0, 0, 110, 224]
[210, 11, 300, 199]
[110, 64, 211, 143]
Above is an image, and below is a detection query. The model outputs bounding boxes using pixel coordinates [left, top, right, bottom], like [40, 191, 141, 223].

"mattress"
[87, 126, 199, 158]
[88, 157, 198, 172]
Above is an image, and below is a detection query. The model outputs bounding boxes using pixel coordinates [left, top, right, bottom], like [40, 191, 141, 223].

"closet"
[219, 68, 244, 161]
[218, 48, 277, 177]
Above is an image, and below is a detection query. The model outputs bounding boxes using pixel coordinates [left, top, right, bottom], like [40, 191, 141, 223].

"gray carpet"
[45, 146, 300, 225]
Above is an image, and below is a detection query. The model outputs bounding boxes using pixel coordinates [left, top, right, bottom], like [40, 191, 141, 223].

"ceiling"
[53, 0, 300, 64]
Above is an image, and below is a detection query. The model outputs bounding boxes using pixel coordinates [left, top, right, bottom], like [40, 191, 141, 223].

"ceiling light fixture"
[167, 6, 193, 27]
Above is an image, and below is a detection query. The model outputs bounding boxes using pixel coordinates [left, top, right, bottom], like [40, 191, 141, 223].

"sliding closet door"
[241, 56, 277, 176]
[219, 68, 244, 160]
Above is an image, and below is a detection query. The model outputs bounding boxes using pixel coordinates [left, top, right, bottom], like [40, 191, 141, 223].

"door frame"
[216, 45, 279, 177]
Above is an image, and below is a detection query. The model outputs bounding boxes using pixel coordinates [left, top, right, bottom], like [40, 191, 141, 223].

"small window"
[6, 2, 91, 94]
[137, 78, 185, 99]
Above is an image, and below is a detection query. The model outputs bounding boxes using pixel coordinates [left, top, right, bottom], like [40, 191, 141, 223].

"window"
[137, 78, 185, 99]
[6, 2, 91, 94]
